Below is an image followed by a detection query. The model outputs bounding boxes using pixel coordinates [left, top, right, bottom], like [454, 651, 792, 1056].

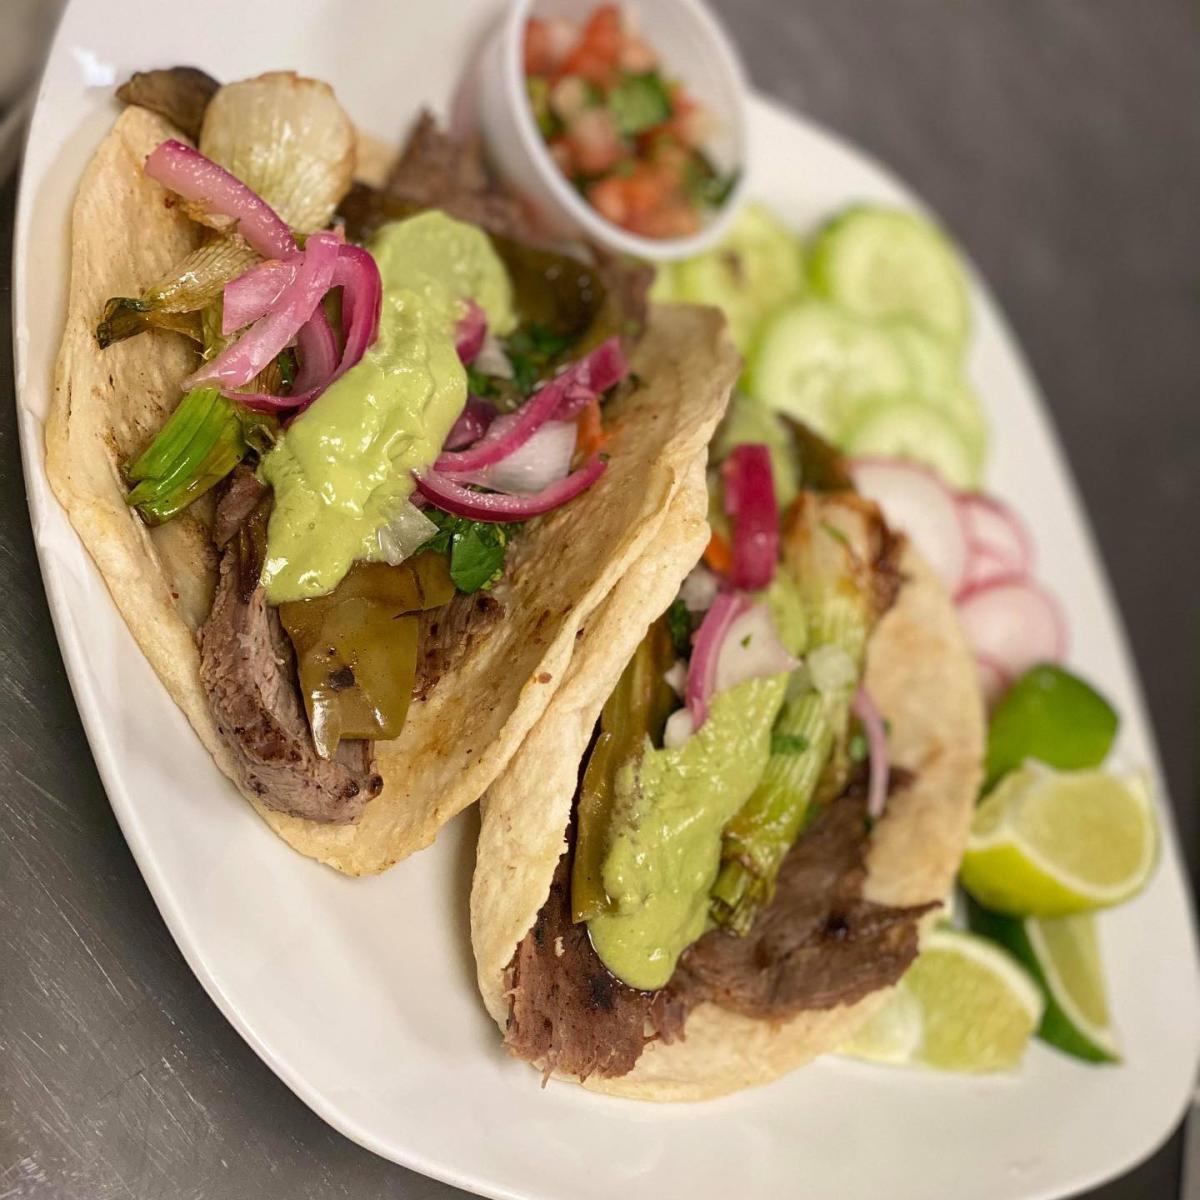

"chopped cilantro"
[526, 77, 561, 139]
[276, 347, 297, 390]
[771, 732, 810, 756]
[683, 150, 739, 210]
[666, 598, 694, 659]
[465, 365, 497, 398]
[609, 72, 673, 136]
[740, 633, 752, 648]
[848, 731, 869, 762]
[421, 510, 516, 593]
[505, 324, 575, 394]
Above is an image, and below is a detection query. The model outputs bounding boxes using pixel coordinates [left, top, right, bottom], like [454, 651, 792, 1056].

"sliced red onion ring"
[548, 337, 628, 420]
[443, 398, 497, 450]
[722, 443, 779, 591]
[455, 300, 487, 364]
[686, 591, 752, 728]
[228, 243, 382, 412]
[413, 455, 606, 520]
[144, 139, 296, 260]
[462, 420, 577, 496]
[434, 337, 628, 474]
[331, 244, 382, 375]
[852, 687, 890, 820]
[291, 307, 339, 394]
[189, 231, 340, 391]
[222, 259, 296, 335]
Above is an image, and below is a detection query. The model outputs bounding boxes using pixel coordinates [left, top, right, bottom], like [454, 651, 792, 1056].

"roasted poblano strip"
[571, 617, 677, 924]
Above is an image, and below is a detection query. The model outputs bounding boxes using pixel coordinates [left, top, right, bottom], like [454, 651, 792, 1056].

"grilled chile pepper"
[278, 553, 455, 759]
[571, 615, 677, 924]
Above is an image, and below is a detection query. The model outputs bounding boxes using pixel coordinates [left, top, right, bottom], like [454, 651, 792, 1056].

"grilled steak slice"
[506, 827, 650, 1082]
[661, 793, 936, 1025]
[384, 111, 533, 241]
[504, 788, 932, 1079]
[412, 590, 504, 701]
[198, 472, 382, 824]
[116, 67, 220, 141]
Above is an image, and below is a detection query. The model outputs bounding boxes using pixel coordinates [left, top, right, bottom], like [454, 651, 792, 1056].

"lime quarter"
[969, 902, 1120, 1064]
[985, 664, 1118, 789]
[961, 763, 1157, 917]
[842, 928, 1042, 1072]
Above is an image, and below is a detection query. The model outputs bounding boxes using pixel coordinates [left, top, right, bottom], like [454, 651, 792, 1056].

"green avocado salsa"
[259, 212, 517, 603]
[587, 673, 790, 991]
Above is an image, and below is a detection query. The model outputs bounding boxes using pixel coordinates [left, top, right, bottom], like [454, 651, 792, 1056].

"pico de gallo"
[523, 4, 737, 239]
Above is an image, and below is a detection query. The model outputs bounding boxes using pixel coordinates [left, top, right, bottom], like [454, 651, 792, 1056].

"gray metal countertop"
[2, 2, 1197, 1197]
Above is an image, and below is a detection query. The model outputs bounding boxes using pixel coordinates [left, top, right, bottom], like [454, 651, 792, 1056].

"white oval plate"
[14, 2, 1200, 1198]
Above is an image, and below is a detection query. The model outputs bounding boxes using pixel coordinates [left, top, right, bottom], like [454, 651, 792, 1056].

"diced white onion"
[473, 331, 513, 380]
[714, 603, 799, 694]
[375, 499, 437, 565]
[663, 660, 688, 697]
[807, 644, 858, 695]
[662, 707, 695, 749]
[679, 564, 719, 614]
[473, 420, 577, 496]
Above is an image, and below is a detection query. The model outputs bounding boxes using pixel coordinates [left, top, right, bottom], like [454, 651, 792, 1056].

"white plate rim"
[12, 5, 1200, 1198]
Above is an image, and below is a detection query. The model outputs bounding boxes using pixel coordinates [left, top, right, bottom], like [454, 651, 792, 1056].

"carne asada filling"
[109, 98, 651, 822]
[505, 774, 931, 1081]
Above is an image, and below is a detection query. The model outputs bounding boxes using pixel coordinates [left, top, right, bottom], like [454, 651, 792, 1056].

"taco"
[471, 409, 985, 1099]
[46, 69, 737, 874]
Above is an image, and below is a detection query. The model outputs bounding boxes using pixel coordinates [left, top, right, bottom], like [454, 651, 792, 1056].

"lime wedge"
[986, 664, 1118, 788]
[961, 763, 1157, 916]
[969, 903, 1120, 1063]
[841, 979, 924, 1064]
[843, 929, 1042, 1072]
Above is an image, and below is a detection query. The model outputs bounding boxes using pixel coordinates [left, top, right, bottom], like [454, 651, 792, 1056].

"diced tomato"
[549, 75, 592, 124]
[663, 87, 715, 148]
[547, 137, 576, 176]
[645, 134, 691, 176]
[524, 19, 556, 76]
[704, 530, 733, 576]
[621, 163, 675, 219]
[631, 202, 702, 239]
[575, 395, 608, 460]
[558, 4, 623, 86]
[566, 107, 623, 174]
[618, 34, 659, 73]
[587, 176, 628, 225]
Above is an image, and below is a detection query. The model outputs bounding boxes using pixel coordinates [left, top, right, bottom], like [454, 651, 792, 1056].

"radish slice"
[849, 457, 969, 593]
[959, 546, 1018, 596]
[958, 493, 1033, 574]
[975, 654, 1012, 708]
[957, 576, 1067, 678]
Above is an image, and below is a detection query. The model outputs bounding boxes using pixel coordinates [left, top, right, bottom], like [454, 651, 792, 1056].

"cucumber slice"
[889, 322, 989, 478]
[842, 398, 978, 488]
[889, 319, 961, 397]
[810, 207, 971, 349]
[746, 302, 911, 440]
[672, 204, 805, 351]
